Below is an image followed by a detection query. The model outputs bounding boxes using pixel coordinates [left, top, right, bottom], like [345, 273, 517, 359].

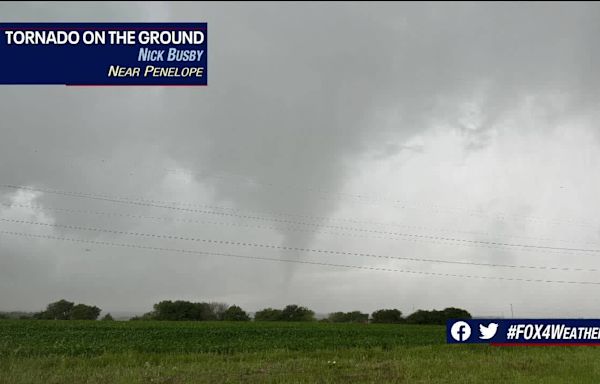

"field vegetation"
[1, 320, 600, 383]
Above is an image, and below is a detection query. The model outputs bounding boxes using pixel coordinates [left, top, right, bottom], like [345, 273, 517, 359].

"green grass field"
[1, 320, 600, 383]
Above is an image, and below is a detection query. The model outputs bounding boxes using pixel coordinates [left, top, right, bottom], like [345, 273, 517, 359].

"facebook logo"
[450, 321, 472, 342]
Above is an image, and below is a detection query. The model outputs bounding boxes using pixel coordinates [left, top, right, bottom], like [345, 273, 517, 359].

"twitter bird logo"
[479, 323, 498, 340]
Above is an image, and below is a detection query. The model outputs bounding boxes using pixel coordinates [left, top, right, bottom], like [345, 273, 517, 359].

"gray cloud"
[1, 2, 600, 317]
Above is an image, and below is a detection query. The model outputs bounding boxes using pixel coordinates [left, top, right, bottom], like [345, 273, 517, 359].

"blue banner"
[0, 23, 207, 85]
[447, 319, 600, 345]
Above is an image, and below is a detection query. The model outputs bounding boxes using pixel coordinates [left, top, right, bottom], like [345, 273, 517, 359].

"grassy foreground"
[1, 320, 599, 383]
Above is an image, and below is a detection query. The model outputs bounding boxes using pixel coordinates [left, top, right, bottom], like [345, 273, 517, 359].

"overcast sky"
[1, 2, 600, 318]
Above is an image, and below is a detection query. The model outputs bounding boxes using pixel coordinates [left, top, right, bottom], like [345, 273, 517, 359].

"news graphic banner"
[0, 23, 207, 85]
[447, 319, 600, 345]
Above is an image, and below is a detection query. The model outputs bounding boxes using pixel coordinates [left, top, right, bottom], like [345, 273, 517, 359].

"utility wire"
[1, 229, 599, 286]
[5, 182, 597, 246]
[163, 168, 600, 228]
[3, 202, 590, 258]
[2, 184, 599, 254]
[17, 152, 594, 228]
[5, 200, 597, 248]
[2, 217, 596, 272]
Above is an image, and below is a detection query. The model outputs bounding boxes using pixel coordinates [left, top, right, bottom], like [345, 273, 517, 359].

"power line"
[3, 202, 588, 258]
[6, 200, 597, 248]
[4, 182, 598, 247]
[5, 183, 459, 229]
[1, 229, 599, 286]
[2, 217, 595, 272]
[2, 184, 599, 255]
[1, 203, 590, 261]
[163, 168, 600, 228]
[17, 150, 595, 228]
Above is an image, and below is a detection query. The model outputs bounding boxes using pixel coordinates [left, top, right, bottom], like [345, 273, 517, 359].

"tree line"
[0, 299, 112, 321]
[1, 299, 472, 324]
[130, 301, 250, 321]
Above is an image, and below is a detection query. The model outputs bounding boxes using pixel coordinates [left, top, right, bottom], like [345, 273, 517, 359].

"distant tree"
[442, 307, 472, 320]
[101, 313, 115, 321]
[280, 305, 315, 322]
[0, 312, 34, 320]
[254, 306, 315, 322]
[222, 305, 250, 321]
[405, 309, 438, 324]
[254, 308, 283, 321]
[209, 302, 229, 321]
[328, 311, 369, 323]
[153, 300, 201, 321]
[405, 307, 471, 325]
[32, 300, 102, 320]
[371, 309, 403, 324]
[150, 300, 232, 321]
[39, 299, 75, 320]
[346, 311, 369, 323]
[328, 312, 347, 323]
[197, 302, 217, 321]
[130, 312, 155, 321]
[70, 304, 101, 320]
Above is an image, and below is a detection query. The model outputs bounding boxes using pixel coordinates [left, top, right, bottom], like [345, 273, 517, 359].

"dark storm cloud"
[1, 2, 600, 315]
